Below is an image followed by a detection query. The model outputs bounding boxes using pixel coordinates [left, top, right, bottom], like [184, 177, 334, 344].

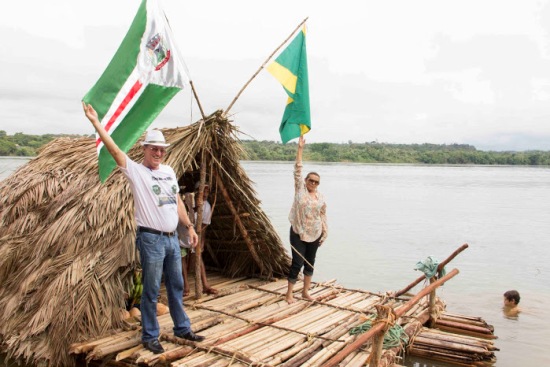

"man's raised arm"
[82, 101, 127, 168]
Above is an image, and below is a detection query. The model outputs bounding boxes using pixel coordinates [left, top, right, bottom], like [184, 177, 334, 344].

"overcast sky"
[2, 0, 550, 150]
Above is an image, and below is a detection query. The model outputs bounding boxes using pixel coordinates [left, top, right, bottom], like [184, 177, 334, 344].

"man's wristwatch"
[186, 223, 194, 229]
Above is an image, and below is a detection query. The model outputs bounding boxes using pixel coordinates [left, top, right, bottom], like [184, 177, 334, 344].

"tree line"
[0, 131, 90, 156]
[2, 131, 550, 165]
[241, 140, 550, 165]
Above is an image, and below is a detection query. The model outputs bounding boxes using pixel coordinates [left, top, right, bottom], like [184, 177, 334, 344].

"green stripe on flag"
[84, 0, 188, 183]
[97, 84, 180, 181]
[268, 27, 310, 144]
[83, 0, 146, 121]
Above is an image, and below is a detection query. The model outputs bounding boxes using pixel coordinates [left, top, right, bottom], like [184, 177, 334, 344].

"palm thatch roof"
[0, 110, 290, 366]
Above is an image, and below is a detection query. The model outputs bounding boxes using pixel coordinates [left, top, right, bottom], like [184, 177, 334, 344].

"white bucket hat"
[140, 130, 170, 147]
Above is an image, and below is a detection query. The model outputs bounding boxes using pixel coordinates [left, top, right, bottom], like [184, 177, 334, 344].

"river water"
[2, 157, 549, 366]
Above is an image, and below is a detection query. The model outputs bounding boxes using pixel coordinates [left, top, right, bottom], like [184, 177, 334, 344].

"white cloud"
[2, 0, 550, 150]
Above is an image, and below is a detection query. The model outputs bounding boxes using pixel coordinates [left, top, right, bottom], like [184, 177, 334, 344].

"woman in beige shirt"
[286, 135, 328, 304]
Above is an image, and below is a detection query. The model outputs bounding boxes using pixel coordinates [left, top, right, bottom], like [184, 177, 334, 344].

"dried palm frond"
[0, 111, 289, 366]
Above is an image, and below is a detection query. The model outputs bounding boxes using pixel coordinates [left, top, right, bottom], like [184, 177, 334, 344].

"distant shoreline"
[2, 132, 550, 166]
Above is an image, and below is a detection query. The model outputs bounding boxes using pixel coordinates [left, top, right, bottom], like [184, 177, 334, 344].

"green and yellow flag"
[267, 26, 310, 144]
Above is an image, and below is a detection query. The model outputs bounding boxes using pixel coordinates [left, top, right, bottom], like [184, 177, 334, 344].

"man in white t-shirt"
[83, 103, 205, 354]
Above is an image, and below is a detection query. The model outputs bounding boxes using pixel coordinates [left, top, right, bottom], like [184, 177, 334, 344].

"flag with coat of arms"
[83, 0, 189, 182]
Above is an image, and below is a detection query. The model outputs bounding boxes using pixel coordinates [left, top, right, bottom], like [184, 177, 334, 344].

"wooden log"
[321, 268, 459, 367]
[187, 169, 204, 300]
[394, 244, 468, 297]
[409, 343, 496, 365]
[369, 305, 393, 367]
[70, 330, 137, 354]
[199, 321, 250, 345]
[266, 340, 310, 366]
[87, 334, 142, 360]
[171, 351, 207, 367]
[419, 328, 497, 348]
[433, 324, 498, 340]
[412, 335, 492, 355]
[427, 277, 437, 327]
[255, 333, 305, 360]
[236, 329, 289, 354]
[181, 354, 222, 367]
[157, 345, 194, 363]
[433, 319, 494, 335]
[408, 347, 476, 366]
[115, 345, 143, 361]
[302, 333, 356, 367]
[212, 303, 309, 346]
[439, 313, 494, 330]
[442, 311, 488, 322]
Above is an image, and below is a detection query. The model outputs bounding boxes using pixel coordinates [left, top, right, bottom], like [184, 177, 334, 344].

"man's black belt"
[137, 226, 176, 237]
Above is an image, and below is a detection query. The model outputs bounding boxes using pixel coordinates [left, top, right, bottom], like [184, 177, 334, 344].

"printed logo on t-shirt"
[158, 196, 177, 206]
[150, 181, 176, 207]
[152, 185, 161, 195]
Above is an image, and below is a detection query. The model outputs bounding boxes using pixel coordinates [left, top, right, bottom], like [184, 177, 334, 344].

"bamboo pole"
[411, 336, 492, 355]
[212, 303, 308, 346]
[428, 277, 437, 327]
[194, 149, 208, 299]
[433, 319, 494, 335]
[321, 268, 460, 367]
[189, 80, 206, 121]
[156, 345, 193, 363]
[115, 345, 143, 361]
[278, 315, 361, 367]
[432, 325, 498, 339]
[69, 330, 137, 354]
[213, 170, 264, 271]
[394, 243, 468, 297]
[225, 17, 309, 114]
[420, 327, 498, 348]
[247, 284, 381, 315]
[440, 312, 494, 329]
[88, 334, 142, 359]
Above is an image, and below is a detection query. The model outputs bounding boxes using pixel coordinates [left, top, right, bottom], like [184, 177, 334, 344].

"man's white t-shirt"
[119, 157, 179, 232]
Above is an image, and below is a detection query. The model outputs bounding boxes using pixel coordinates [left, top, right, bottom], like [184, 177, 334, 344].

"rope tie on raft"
[348, 306, 409, 349]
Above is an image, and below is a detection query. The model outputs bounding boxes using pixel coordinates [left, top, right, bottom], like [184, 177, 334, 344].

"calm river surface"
[2, 157, 549, 366]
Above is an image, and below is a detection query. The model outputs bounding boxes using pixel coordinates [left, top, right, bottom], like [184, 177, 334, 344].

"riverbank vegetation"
[2, 131, 550, 165]
[242, 140, 550, 165]
[0, 131, 89, 156]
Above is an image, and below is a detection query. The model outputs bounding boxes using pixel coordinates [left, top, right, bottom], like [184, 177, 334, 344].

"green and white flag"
[267, 26, 310, 144]
[83, 0, 189, 182]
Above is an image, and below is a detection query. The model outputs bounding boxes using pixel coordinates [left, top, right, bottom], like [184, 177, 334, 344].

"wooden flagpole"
[224, 17, 309, 115]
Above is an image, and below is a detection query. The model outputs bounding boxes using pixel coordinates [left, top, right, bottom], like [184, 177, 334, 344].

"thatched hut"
[0, 111, 290, 366]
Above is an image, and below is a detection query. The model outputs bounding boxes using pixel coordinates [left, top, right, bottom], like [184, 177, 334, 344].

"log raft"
[72, 272, 498, 367]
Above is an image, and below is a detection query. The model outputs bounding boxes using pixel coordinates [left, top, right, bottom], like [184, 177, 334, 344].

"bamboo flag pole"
[321, 268, 460, 367]
[189, 80, 206, 120]
[224, 17, 309, 115]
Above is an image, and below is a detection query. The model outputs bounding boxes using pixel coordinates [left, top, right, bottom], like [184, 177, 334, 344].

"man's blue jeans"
[136, 231, 191, 342]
